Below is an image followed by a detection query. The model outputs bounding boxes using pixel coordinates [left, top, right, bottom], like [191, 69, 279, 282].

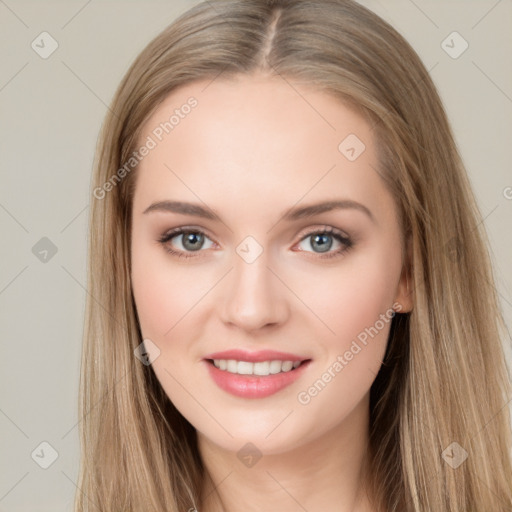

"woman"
[77, 0, 512, 510]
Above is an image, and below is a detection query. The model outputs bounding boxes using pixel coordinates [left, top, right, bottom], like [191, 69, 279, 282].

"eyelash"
[157, 226, 354, 260]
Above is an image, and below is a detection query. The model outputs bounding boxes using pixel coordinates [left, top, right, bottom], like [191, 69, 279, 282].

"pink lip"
[203, 349, 308, 363]
[203, 359, 312, 399]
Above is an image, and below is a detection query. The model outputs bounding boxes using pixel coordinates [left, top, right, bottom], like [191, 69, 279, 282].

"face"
[130, 74, 412, 456]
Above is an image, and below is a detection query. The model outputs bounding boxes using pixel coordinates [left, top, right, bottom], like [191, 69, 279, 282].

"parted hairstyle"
[76, 0, 512, 510]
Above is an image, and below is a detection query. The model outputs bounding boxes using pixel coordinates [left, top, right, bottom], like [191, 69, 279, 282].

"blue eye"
[158, 226, 353, 260]
[296, 227, 353, 259]
[158, 228, 214, 258]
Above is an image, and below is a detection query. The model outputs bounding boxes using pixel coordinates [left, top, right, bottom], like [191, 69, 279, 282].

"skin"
[130, 73, 413, 512]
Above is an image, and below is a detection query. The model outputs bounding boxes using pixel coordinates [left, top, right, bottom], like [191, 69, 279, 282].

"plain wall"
[0, 1, 511, 510]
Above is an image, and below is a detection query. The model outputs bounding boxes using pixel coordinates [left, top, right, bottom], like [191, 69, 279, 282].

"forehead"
[138, 73, 372, 160]
[132, 74, 389, 221]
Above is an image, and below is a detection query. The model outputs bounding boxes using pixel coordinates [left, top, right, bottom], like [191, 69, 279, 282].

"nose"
[219, 248, 289, 332]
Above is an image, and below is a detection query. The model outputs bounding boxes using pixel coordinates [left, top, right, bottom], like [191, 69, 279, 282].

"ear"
[393, 235, 413, 313]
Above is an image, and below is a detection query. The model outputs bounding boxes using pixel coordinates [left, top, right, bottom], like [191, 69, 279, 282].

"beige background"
[1, 1, 511, 510]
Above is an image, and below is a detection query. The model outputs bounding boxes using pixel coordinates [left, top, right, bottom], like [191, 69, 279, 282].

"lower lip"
[203, 359, 312, 399]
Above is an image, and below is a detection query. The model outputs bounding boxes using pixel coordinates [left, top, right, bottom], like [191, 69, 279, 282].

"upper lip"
[203, 349, 310, 363]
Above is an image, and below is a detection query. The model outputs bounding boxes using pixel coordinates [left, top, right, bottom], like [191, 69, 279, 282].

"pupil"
[183, 232, 203, 251]
[180, 233, 334, 253]
[312, 234, 332, 253]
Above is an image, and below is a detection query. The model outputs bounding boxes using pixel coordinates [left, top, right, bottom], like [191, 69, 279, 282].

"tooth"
[253, 361, 271, 376]
[281, 360, 293, 372]
[227, 359, 238, 373]
[237, 361, 254, 375]
[269, 360, 282, 374]
[213, 359, 305, 375]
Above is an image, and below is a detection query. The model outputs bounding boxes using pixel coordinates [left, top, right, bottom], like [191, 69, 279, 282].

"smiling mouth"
[206, 358, 311, 376]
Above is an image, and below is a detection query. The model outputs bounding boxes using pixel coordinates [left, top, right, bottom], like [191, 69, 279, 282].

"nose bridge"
[220, 240, 287, 330]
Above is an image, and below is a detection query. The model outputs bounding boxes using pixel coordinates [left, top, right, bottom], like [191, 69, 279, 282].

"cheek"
[131, 246, 170, 339]
[293, 258, 397, 426]
[297, 254, 398, 345]
[131, 239, 211, 340]
[292, 249, 400, 400]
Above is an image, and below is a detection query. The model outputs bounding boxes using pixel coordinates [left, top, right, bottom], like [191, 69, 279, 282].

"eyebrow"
[143, 199, 375, 224]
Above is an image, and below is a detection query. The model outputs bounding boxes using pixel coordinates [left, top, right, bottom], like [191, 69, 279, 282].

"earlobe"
[394, 272, 413, 313]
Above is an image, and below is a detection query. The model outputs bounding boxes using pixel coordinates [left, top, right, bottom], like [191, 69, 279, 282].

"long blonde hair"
[76, 0, 512, 510]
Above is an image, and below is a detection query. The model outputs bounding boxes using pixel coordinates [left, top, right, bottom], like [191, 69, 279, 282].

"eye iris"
[311, 233, 333, 253]
[182, 232, 204, 251]
[171, 231, 341, 254]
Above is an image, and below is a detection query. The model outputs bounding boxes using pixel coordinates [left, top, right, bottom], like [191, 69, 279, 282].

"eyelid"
[159, 225, 216, 243]
[295, 224, 351, 242]
[158, 224, 353, 259]
[292, 225, 353, 259]
[159, 224, 350, 245]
